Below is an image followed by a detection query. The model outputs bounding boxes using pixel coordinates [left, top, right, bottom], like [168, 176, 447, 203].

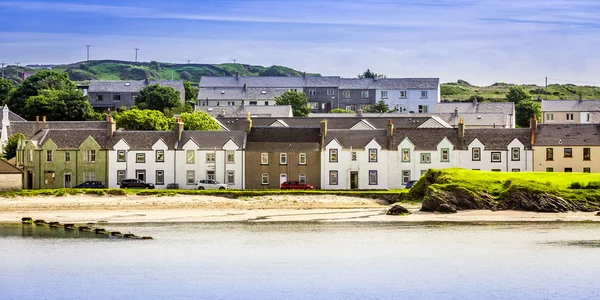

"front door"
[350, 172, 358, 189]
[27, 171, 33, 189]
[325, 103, 332, 112]
[136, 170, 146, 182]
[64, 173, 72, 188]
[280, 173, 287, 185]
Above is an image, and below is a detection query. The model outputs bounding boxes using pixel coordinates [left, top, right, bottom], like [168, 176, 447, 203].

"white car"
[196, 179, 229, 190]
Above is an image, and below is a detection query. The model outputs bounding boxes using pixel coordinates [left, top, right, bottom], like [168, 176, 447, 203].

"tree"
[114, 109, 171, 131]
[468, 95, 485, 103]
[358, 69, 375, 79]
[180, 71, 192, 81]
[2, 133, 25, 160]
[183, 81, 199, 104]
[135, 84, 182, 112]
[515, 100, 541, 128]
[23, 89, 94, 121]
[0, 78, 14, 105]
[506, 86, 532, 104]
[366, 99, 390, 113]
[6, 71, 77, 117]
[179, 111, 220, 131]
[274, 91, 311, 117]
[329, 108, 354, 113]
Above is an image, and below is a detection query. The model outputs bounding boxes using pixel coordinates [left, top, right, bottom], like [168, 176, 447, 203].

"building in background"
[88, 79, 185, 111]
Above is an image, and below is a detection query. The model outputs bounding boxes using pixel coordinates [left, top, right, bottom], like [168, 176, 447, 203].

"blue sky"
[1, 0, 600, 85]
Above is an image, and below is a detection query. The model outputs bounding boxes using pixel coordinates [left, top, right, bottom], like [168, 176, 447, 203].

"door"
[64, 173, 72, 188]
[350, 172, 358, 189]
[136, 170, 146, 182]
[280, 173, 287, 186]
[325, 103, 332, 112]
[27, 171, 33, 189]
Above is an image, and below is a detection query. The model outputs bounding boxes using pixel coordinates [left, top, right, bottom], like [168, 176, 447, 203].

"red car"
[280, 181, 315, 190]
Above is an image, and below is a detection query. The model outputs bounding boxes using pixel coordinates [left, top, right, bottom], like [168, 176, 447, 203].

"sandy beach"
[1, 194, 599, 223]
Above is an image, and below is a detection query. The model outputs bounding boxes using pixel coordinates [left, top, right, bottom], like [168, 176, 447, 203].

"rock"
[94, 228, 106, 234]
[124, 234, 136, 238]
[497, 188, 595, 212]
[596, 212, 600, 216]
[142, 236, 153, 240]
[34, 219, 47, 225]
[421, 186, 495, 212]
[387, 205, 411, 215]
[21, 217, 33, 224]
[435, 203, 457, 214]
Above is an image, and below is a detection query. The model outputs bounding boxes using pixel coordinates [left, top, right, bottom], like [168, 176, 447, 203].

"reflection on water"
[1, 222, 600, 300]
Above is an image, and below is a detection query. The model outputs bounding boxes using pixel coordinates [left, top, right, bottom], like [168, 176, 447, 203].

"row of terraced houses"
[2, 104, 600, 190]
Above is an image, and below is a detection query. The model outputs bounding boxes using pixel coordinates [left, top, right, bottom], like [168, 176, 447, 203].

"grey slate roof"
[534, 124, 600, 146]
[326, 129, 387, 149]
[0, 159, 22, 174]
[218, 117, 430, 131]
[38, 129, 108, 149]
[197, 106, 293, 118]
[435, 113, 508, 128]
[246, 127, 321, 151]
[304, 77, 341, 87]
[198, 87, 290, 101]
[200, 76, 305, 88]
[89, 80, 185, 96]
[178, 131, 246, 149]
[6, 121, 106, 140]
[464, 129, 532, 150]
[434, 102, 515, 115]
[541, 100, 600, 112]
[108, 131, 179, 150]
[392, 128, 459, 150]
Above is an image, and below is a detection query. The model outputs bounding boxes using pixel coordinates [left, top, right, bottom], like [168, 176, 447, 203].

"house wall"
[0, 174, 22, 190]
[304, 87, 338, 112]
[88, 92, 137, 110]
[459, 139, 532, 172]
[175, 142, 244, 190]
[245, 149, 321, 189]
[378, 89, 440, 114]
[321, 140, 387, 190]
[533, 146, 599, 172]
[108, 150, 175, 189]
[338, 89, 376, 110]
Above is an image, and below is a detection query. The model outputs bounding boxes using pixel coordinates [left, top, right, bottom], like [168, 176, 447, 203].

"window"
[249, 101, 257, 105]
[420, 91, 428, 99]
[351, 151, 357, 161]
[261, 173, 269, 185]
[546, 148, 553, 161]
[117, 170, 125, 184]
[402, 170, 410, 185]
[491, 152, 501, 162]
[564, 168, 573, 173]
[546, 113, 554, 121]
[46, 150, 53, 162]
[308, 102, 318, 109]
[401, 149, 410, 162]
[546, 168, 554, 172]
[584, 148, 591, 161]
[418, 105, 428, 113]
[566, 113, 574, 121]
[308, 89, 316, 96]
[96, 95, 104, 101]
[227, 150, 235, 163]
[369, 170, 378, 185]
[289, 89, 297, 92]
[117, 150, 126, 162]
[584, 167, 591, 173]
[206, 153, 215, 163]
[186, 170, 195, 185]
[342, 91, 351, 98]
[564, 148, 572, 158]
[136, 153, 145, 163]
[280, 153, 287, 165]
[156, 170, 164, 185]
[441, 148, 449, 162]
[380, 91, 388, 98]
[186, 150, 195, 164]
[491, 169, 501, 172]
[84, 150, 96, 163]
[511, 148, 520, 161]
[64, 152, 71, 163]
[399, 91, 407, 98]
[227, 170, 235, 185]
[329, 149, 338, 162]
[299, 173, 306, 183]
[361, 91, 369, 98]
[420, 153, 431, 163]
[156, 150, 164, 162]
[329, 170, 338, 185]
[472, 148, 481, 161]
[327, 89, 335, 96]
[512, 169, 520, 172]
[113, 94, 121, 101]
[83, 171, 96, 182]
[261, 153, 268, 165]
[369, 149, 378, 162]
[28, 150, 33, 162]
[44, 171, 55, 184]
[204, 170, 214, 180]
[299, 153, 306, 165]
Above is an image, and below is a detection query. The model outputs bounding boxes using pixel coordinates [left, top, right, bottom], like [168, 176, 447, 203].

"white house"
[375, 78, 440, 114]
[460, 129, 533, 172]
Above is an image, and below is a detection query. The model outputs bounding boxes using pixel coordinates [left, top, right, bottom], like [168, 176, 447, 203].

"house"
[541, 99, 600, 124]
[196, 105, 293, 118]
[198, 76, 304, 107]
[245, 116, 321, 189]
[532, 122, 600, 173]
[374, 78, 440, 114]
[0, 159, 22, 190]
[304, 76, 341, 112]
[88, 79, 185, 111]
[434, 100, 515, 128]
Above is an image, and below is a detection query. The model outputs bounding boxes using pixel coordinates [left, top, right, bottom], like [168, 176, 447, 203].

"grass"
[440, 81, 600, 101]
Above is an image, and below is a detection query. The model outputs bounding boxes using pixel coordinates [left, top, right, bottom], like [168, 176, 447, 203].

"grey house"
[303, 77, 340, 112]
[88, 79, 185, 111]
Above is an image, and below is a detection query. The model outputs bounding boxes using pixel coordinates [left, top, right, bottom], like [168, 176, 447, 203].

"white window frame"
[369, 170, 378, 185]
[399, 91, 407, 99]
[207, 170, 215, 180]
[420, 153, 431, 163]
[156, 170, 164, 185]
[329, 149, 338, 162]
[117, 170, 125, 184]
[342, 91, 351, 98]
[261, 173, 269, 185]
[206, 153, 215, 163]
[299, 153, 306, 165]
[491, 152, 502, 162]
[156, 150, 165, 162]
[280, 153, 287, 165]
[511, 148, 520, 161]
[420, 91, 428, 99]
[472, 147, 481, 161]
[441, 149, 450, 162]
[227, 150, 235, 164]
[186, 150, 195, 164]
[329, 170, 338, 185]
[402, 170, 410, 185]
[361, 91, 369, 98]
[369, 149, 378, 162]
[380, 91, 388, 99]
[46, 150, 53, 162]
[299, 173, 306, 183]
[136, 153, 145, 163]
[327, 89, 335, 96]
[261, 153, 268, 165]
[186, 170, 195, 185]
[227, 170, 235, 185]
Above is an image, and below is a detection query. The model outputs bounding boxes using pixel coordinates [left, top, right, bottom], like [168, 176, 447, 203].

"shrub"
[107, 189, 126, 196]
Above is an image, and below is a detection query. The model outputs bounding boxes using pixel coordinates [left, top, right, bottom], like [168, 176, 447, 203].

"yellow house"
[532, 123, 600, 172]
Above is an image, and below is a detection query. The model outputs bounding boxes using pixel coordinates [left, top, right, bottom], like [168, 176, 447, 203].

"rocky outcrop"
[420, 186, 495, 212]
[387, 205, 410, 215]
[435, 203, 457, 214]
[497, 188, 599, 212]
[596, 212, 600, 216]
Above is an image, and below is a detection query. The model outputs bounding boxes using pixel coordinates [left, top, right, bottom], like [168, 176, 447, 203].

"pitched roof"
[200, 76, 306, 88]
[89, 80, 185, 95]
[392, 128, 458, 150]
[0, 159, 22, 174]
[534, 124, 600, 146]
[178, 131, 246, 149]
[218, 117, 430, 131]
[304, 77, 341, 87]
[197, 106, 293, 118]
[434, 113, 509, 128]
[247, 127, 321, 143]
[6, 121, 106, 140]
[1, 106, 26, 122]
[434, 102, 515, 114]
[198, 87, 290, 101]
[326, 129, 387, 149]
[541, 100, 600, 112]
[464, 128, 532, 150]
[108, 131, 178, 150]
[38, 129, 108, 149]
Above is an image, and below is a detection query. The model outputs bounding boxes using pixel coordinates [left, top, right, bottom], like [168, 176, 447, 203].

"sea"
[1, 222, 599, 300]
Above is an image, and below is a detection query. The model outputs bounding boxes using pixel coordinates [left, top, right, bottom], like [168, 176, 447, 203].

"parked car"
[280, 181, 315, 190]
[120, 179, 155, 189]
[73, 181, 105, 188]
[196, 180, 229, 190]
[405, 180, 417, 189]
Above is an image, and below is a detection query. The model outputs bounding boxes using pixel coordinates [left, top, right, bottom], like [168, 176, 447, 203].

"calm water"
[1, 222, 600, 300]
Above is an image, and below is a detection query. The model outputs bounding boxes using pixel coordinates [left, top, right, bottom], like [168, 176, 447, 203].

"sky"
[1, 0, 600, 85]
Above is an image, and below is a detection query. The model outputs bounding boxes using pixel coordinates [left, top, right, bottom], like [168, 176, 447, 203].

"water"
[1, 222, 600, 300]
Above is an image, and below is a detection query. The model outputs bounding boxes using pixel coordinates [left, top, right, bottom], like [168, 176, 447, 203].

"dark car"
[280, 181, 315, 190]
[405, 180, 417, 189]
[120, 179, 155, 189]
[73, 181, 105, 188]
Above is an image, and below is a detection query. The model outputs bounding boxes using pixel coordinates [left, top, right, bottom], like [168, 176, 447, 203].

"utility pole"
[232, 59, 237, 64]
[134, 48, 139, 63]
[1, 62, 4, 79]
[15, 62, 20, 67]
[86, 45, 91, 61]
[186, 60, 191, 64]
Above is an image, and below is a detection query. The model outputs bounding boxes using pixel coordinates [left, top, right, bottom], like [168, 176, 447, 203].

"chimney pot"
[42, 116, 46, 123]
[36, 116, 40, 123]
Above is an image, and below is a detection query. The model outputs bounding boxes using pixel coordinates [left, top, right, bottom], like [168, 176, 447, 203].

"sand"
[1, 194, 599, 223]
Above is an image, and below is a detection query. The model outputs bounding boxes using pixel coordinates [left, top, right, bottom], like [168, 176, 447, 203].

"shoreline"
[1, 194, 599, 224]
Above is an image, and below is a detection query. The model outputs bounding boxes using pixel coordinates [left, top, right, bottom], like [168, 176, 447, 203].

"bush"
[107, 189, 126, 195]
[570, 182, 600, 190]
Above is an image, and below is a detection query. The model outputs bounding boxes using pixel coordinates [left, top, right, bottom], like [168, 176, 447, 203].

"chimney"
[373, 74, 378, 81]
[41, 116, 49, 130]
[244, 112, 252, 133]
[320, 120, 328, 150]
[579, 94, 583, 102]
[457, 117, 465, 149]
[303, 72, 306, 79]
[235, 72, 239, 81]
[357, 109, 363, 117]
[175, 116, 184, 141]
[107, 114, 116, 138]
[386, 120, 394, 149]
[454, 107, 459, 115]
[144, 78, 149, 85]
[530, 114, 538, 131]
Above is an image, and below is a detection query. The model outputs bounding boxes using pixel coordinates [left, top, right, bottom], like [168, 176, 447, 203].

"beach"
[1, 194, 599, 223]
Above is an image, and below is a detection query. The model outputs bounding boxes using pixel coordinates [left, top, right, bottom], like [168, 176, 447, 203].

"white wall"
[378, 89, 440, 114]
[0, 174, 22, 190]
[459, 138, 532, 172]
